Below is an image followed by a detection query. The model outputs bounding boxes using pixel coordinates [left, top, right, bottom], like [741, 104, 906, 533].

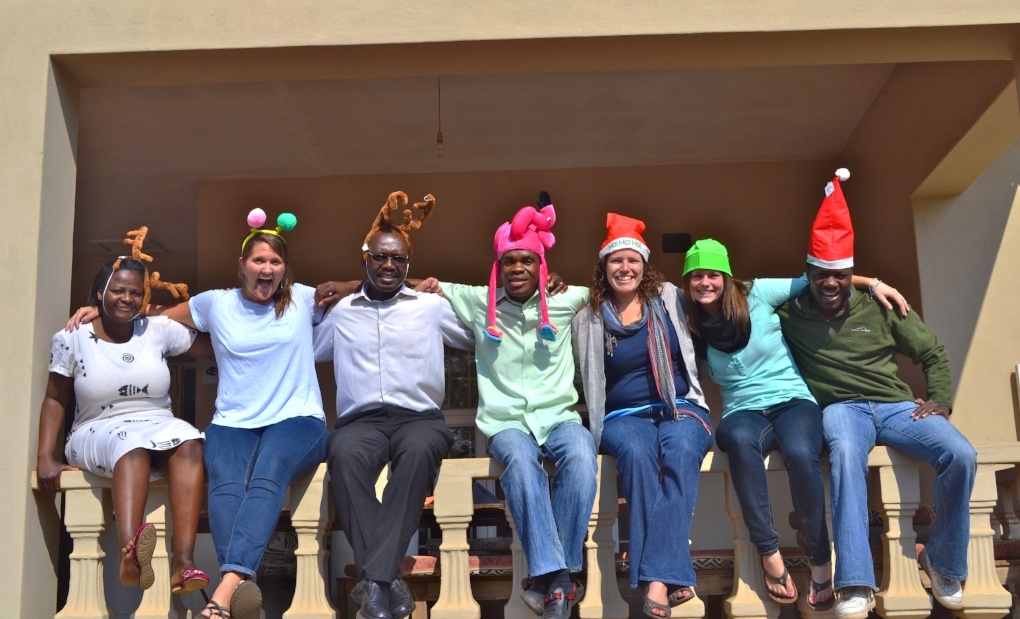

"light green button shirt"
[441, 283, 589, 445]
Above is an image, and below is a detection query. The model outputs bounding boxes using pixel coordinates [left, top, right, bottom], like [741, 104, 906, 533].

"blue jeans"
[600, 407, 713, 589]
[715, 399, 830, 565]
[488, 422, 598, 577]
[823, 400, 976, 590]
[204, 416, 328, 576]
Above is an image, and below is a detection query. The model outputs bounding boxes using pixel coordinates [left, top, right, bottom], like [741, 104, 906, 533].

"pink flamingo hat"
[486, 205, 557, 343]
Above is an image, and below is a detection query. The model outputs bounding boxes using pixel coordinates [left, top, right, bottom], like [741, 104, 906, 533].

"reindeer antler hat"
[112, 226, 190, 311]
[362, 191, 436, 255]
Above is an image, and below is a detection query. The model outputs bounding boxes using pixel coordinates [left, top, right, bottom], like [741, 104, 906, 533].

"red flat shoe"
[172, 568, 211, 595]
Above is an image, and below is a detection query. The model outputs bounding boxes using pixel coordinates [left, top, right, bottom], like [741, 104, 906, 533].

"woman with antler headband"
[39, 230, 211, 597]
[68, 214, 329, 619]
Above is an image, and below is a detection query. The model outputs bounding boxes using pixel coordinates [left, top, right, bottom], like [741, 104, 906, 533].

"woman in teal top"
[680, 239, 906, 610]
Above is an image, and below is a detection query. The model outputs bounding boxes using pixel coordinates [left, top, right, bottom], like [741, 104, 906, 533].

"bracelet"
[869, 278, 882, 299]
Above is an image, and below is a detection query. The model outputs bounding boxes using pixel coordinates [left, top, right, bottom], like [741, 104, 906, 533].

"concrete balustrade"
[31, 445, 1020, 619]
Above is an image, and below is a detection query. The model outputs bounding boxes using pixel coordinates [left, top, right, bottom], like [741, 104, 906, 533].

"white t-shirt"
[189, 284, 325, 428]
[49, 316, 197, 430]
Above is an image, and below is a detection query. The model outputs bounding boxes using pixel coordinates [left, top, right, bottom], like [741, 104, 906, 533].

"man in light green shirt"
[439, 203, 596, 619]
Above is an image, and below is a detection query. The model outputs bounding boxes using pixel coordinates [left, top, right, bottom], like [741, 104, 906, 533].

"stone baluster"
[956, 462, 1013, 619]
[56, 473, 110, 619]
[503, 512, 533, 619]
[284, 463, 336, 619]
[136, 483, 171, 619]
[578, 455, 628, 619]
[874, 448, 930, 619]
[432, 459, 486, 619]
[991, 466, 1019, 540]
[720, 451, 776, 619]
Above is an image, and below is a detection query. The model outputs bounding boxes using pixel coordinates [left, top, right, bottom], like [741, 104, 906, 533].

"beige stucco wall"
[7, 1, 1020, 616]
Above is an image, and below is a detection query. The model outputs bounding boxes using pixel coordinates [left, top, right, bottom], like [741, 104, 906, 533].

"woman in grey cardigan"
[573, 214, 710, 619]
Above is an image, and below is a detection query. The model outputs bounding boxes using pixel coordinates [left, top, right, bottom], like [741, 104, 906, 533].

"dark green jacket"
[777, 288, 953, 409]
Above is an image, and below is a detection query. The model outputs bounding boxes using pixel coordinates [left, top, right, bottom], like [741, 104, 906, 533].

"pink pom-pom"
[247, 208, 267, 228]
[835, 168, 850, 182]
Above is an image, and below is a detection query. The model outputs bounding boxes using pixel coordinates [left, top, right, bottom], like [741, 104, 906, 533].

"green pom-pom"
[276, 212, 297, 231]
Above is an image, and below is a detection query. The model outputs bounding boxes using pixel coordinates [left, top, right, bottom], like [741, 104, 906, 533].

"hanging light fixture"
[436, 75, 444, 158]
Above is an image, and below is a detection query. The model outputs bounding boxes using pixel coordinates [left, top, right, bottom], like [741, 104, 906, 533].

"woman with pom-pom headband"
[66, 207, 328, 619]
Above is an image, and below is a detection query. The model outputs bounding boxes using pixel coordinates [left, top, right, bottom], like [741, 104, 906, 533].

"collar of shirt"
[350, 284, 419, 305]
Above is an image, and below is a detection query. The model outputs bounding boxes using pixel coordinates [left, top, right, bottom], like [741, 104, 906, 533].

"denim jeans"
[823, 400, 976, 590]
[487, 422, 598, 577]
[715, 399, 830, 565]
[205, 415, 328, 576]
[600, 407, 713, 589]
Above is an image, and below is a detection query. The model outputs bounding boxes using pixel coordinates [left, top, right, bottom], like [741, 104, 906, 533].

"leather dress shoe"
[389, 578, 415, 619]
[352, 579, 391, 619]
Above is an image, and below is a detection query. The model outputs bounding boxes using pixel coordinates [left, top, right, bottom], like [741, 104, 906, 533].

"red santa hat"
[598, 213, 650, 261]
[806, 168, 854, 269]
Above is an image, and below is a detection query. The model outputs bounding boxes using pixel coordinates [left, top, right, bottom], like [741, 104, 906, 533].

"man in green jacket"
[777, 169, 976, 619]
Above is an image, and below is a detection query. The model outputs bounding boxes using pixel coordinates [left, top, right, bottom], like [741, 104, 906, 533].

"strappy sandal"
[763, 567, 798, 604]
[200, 600, 231, 618]
[667, 585, 696, 607]
[808, 577, 835, 611]
[643, 588, 671, 619]
[229, 580, 263, 619]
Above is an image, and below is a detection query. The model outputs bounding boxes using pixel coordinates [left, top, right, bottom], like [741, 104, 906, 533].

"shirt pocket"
[392, 323, 430, 359]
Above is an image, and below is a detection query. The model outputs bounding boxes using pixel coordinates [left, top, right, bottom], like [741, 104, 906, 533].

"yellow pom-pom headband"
[111, 226, 189, 312]
[241, 209, 298, 253]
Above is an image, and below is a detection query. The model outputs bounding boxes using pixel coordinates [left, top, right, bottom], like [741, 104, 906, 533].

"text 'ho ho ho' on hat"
[599, 213, 650, 261]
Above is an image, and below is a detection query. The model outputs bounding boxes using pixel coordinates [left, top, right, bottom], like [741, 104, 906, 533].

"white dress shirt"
[313, 286, 474, 418]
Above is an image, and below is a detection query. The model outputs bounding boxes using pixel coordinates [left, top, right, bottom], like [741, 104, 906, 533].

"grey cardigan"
[572, 282, 708, 450]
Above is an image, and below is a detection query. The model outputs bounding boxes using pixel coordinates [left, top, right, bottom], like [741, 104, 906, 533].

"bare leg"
[112, 448, 152, 587]
[165, 439, 205, 589]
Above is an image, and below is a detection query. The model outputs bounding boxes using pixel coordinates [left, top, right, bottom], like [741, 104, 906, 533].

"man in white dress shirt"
[313, 212, 473, 619]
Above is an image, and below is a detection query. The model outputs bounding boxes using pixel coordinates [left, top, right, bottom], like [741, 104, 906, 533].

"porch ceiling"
[73, 63, 894, 253]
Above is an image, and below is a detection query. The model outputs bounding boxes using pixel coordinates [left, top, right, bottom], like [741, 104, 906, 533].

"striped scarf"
[600, 297, 679, 419]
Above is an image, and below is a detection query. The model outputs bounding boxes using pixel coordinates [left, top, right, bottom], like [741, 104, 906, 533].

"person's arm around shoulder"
[435, 293, 475, 351]
[311, 303, 337, 363]
[851, 274, 910, 317]
[36, 372, 78, 493]
[67, 300, 197, 331]
[158, 315, 212, 359]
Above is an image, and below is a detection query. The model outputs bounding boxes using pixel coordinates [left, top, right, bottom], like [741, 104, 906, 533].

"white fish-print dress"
[50, 316, 203, 480]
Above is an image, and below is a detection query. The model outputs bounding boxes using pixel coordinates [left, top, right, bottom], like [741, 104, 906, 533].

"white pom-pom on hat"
[835, 168, 850, 181]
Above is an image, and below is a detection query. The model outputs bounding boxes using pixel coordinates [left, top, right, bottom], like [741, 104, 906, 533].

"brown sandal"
[643, 588, 671, 619]
[763, 567, 798, 604]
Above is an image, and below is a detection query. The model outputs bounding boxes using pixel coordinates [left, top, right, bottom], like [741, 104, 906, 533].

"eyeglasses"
[366, 252, 409, 265]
